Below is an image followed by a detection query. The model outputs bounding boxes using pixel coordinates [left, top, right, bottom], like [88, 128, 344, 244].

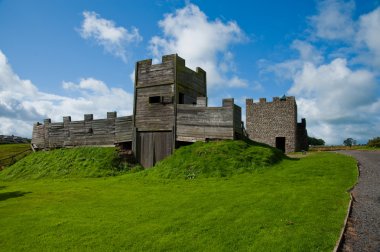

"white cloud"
[357, 7, 380, 67]
[59, 78, 133, 119]
[0, 117, 33, 137]
[309, 0, 355, 41]
[309, 1, 380, 68]
[0, 52, 39, 96]
[262, 2, 380, 144]
[288, 58, 379, 144]
[0, 50, 133, 137]
[228, 76, 248, 88]
[264, 41, 322, 80]
[291, 40, 323, 64]
[290, 58, 376, 112]
[129, 70, 135, 84]
[63, 78, 109, 94]
[149, 3, 247, 89]
[79, 11, 142, 62]
[252, 81, 264, 92]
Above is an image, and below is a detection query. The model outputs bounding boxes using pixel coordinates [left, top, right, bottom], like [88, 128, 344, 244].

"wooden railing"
[0, 148, 32, 169]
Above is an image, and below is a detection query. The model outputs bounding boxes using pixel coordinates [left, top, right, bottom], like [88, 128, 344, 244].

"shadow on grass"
[284, 156, 300, 161]
[0, 191, 31, 201]
[0, 185, 7, 190]
[277, 153, 300, 162]
[243, 138, 300, 162]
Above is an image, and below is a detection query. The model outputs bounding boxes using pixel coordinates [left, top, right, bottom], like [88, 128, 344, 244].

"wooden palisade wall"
[31, 112, 133, 149]
[176, 98, 242, 142]
[32, 54, 245, 168]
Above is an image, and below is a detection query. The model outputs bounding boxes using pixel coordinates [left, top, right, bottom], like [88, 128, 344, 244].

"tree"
[367, 137, 380, 147]
[343, 138, 356, 147]
[307, 136, 325, 146]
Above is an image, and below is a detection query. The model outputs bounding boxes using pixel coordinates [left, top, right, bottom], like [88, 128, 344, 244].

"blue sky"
[0, 0, 379, 144]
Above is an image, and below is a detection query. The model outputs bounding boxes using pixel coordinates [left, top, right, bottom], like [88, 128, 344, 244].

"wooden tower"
[132, 54, 206, 167]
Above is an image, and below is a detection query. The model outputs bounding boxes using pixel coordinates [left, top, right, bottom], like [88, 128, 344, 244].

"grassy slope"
[0, 147, 125, 180]
[0, 144, 31, 167]
[0, 142, 358, 251]
[149, 140, 284, 179]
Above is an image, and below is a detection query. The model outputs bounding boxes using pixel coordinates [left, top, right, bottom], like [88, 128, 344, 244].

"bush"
[308, 136, 325, 146]
[367, 137, 380, 147]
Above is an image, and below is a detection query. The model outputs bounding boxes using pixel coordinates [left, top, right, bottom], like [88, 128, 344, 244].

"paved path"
[338, 150, 380, 252]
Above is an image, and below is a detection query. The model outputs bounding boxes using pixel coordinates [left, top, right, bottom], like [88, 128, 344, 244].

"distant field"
[0, 141, 357, 251]
[309, 145, 379, 151]
[0, 144, 31, 168]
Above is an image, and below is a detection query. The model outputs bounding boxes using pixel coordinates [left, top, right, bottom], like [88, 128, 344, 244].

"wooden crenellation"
[32, 112, 133, 149]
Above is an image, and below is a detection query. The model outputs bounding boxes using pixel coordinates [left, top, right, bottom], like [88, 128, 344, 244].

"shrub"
[367, 137, 380, 147]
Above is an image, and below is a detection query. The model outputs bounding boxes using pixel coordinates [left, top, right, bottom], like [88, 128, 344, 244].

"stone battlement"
[245, 96, 307, 153]
[246, 96, 296, 105]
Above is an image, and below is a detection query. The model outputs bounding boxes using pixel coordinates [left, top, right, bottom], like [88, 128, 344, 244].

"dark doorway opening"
[179, 93, 185, 104]
[118, 141, 132, 150]
[176, 141, 193, 148]
[276, 137, 286, 153]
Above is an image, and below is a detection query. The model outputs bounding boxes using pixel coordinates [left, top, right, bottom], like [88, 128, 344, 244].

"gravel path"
[338, 150, 380, 252]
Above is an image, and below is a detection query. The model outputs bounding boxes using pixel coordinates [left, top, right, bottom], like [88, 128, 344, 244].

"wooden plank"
[176, 64, 206, 105]
[177, 106, 234, 127]
[175, 106, 235, 142]
[137, 132, 154, 168]
[137, 131, 173, 168]
[135, 84, 175, 131]
[233, 104, 243, 136]
[137, 61, 175, 87]
[115, 116, 133, 142]
[177, 125, 233, 138]
[32, 113, 135, 149]
[153, 131, 173, 165]
[136, 84, 174, 96]
[31, 124, 45, 148]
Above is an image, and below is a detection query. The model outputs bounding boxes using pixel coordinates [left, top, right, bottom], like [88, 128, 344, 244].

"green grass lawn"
[0, 144, 31, 167]
[353, 145, 380, 150]
[0, 142, 357, 251]
[0, 147, 128, 180]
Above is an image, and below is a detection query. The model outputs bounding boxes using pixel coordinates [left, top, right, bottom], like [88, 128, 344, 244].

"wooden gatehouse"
[32, 54, 244, 167]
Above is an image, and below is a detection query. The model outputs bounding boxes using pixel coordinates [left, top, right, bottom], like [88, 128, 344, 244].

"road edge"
[333, 158, 360, 252]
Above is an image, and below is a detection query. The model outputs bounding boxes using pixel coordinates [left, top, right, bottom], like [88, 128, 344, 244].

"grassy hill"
[1, 140, 283, 181]
[0, 140, 358, 251]
[0, 147, 129, 180]
[149, 140, 284, 179]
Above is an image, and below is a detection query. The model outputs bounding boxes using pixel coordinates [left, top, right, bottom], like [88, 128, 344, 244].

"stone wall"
[32, 112, 132, 149]
[296, 118, 308, 151]
[246, 96, 306, 153]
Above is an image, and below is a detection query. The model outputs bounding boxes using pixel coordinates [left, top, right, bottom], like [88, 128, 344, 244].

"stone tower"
[246, 96, 307, 153]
